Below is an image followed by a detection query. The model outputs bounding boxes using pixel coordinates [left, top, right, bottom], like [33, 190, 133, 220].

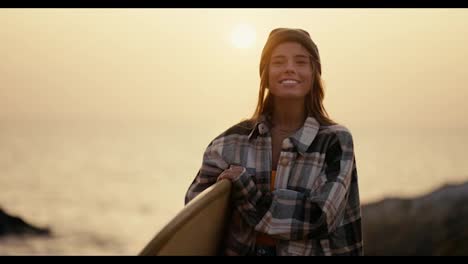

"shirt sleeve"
[232, 130, 358, 241]
[184, 140, 229, 205]
[228, 168, 273, 227]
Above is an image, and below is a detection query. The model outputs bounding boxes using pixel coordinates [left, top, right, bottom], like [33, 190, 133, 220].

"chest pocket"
[286, 152, 326, 191]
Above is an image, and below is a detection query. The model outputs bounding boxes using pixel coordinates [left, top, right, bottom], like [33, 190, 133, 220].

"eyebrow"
[271, 55, 310, 59]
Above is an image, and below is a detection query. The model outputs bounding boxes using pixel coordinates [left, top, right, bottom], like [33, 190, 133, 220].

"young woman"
[185, 28, 363, 256]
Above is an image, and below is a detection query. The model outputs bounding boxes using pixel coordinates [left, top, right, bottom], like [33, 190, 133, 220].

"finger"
[217, 173, 232, 182]
[229, 165, 245, 174]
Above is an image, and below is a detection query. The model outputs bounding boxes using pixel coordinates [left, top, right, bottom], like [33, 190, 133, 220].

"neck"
[271, 97, 306, 131]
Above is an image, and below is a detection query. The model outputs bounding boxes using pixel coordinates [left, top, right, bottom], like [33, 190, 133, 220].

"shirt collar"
[248, 114, 320, 154]
[289, 116, 320, 154]
[248, 114, 271, 139]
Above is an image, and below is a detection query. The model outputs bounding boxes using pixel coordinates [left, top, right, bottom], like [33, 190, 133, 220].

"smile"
[280, 79, 300, 84]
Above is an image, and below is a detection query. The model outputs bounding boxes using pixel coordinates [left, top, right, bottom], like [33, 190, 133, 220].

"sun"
[230, 24, 256, 49]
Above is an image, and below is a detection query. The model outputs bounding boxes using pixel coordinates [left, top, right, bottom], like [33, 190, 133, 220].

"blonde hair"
[250, 28, 336, 126]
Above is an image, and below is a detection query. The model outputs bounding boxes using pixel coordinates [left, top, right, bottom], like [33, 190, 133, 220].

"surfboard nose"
[139, 180, 232, 256]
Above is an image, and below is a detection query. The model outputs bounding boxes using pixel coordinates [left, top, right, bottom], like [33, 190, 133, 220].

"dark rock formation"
[362, 181, 468, 256]
[0, 208, 51, 237]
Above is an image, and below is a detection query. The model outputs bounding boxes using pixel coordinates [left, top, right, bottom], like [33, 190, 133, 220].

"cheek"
[301, 71, 314, 91]
[268, 69, 279, 89]
[304, 78, 313, 91]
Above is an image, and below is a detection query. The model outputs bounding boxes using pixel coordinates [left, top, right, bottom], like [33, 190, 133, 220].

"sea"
[1, 119, 467, 255]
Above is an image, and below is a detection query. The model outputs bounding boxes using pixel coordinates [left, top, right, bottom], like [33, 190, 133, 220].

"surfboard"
[139, 179, 232, 256]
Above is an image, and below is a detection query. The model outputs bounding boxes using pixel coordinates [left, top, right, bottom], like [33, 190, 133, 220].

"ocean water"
[1, 120, 467, 255]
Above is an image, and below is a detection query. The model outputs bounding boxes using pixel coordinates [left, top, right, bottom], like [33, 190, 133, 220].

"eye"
[271, 60, 284, 65]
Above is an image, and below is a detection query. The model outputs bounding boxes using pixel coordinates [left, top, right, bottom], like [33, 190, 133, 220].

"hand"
[217, 165, 245, 182]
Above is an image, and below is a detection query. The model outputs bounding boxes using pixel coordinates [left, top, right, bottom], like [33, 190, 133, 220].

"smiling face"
[268, 42, 313, 100]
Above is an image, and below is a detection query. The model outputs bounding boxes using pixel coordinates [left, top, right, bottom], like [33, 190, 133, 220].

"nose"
[284, 60, 296, 73]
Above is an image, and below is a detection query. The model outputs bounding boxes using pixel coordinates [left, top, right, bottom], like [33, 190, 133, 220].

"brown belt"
[255, 232, 277, 247]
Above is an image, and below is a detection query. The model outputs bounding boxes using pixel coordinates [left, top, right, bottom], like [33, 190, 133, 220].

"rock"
[0, 208, 51, 237]
[362, 181, 468, 256]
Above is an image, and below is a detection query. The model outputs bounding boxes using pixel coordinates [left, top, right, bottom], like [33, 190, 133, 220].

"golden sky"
[1, 9, 467, 131]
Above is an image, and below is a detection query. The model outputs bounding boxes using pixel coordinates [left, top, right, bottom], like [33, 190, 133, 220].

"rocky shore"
[0, 208, 51, 237]
[362, 181, 468, 256]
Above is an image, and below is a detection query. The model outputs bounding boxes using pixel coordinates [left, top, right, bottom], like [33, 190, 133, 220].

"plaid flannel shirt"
[185, 115, 363, 256]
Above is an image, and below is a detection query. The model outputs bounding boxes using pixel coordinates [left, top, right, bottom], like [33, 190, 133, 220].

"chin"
[274, 93, 307, 100]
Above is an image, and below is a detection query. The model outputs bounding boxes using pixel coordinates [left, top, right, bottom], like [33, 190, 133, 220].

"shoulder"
[206, 119, 255, 149]
[213, 119, 255, 141]
[319, 123, 355, 150]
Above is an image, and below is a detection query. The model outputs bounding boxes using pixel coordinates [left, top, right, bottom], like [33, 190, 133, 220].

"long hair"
[250, 28, 336, 126]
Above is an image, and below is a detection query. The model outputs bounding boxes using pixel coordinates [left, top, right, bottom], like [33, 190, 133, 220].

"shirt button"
[258, 124, 267, 135]
[280, 157, 290, 166]
[282, 138, 293, 149]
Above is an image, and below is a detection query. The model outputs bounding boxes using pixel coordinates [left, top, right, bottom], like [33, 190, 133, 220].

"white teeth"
[281, 80, 298, 84]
